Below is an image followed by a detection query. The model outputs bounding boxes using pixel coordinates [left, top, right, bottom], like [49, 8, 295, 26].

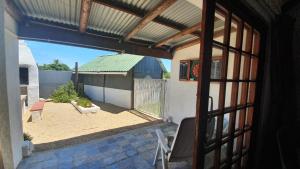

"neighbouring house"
[78, 54, 166, 109]
[19, 41, 39, 107]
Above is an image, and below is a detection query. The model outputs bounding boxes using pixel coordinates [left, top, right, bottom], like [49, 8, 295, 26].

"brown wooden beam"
[93, 0, 201, 37]
[173, 30, 224, 51]
[156, 23, 201, 47]
[173, 26, 237, 51]
[79, 0, 92, 33]
[173, 38, 200, 51]
[18, 21, 172, 59]
[124, 0, 176, 41]
[193, 0, 216, 167]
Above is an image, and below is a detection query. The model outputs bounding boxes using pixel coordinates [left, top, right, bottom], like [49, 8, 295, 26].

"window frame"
[193, 1, 266, 168]
[179, 60, 191, 81]
[179, 58, 222, 81]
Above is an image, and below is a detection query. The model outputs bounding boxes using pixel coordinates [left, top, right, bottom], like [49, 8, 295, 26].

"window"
[19, 67, 29, 85]
[190, 60, 200, 81]
[179, 60, 189, 80]
[211, 60, 221, 79]
[179, 59, 221, 81]
[200, 5, 261, 169]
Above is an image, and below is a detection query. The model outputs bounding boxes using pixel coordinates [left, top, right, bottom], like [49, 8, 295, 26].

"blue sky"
[24, 40, 171, 71]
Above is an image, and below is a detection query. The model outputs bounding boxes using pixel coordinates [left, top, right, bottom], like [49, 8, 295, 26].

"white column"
[0, 2, 23, 169]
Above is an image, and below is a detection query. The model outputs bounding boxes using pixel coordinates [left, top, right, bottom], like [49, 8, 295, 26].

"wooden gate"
[134, 79, 166, 118]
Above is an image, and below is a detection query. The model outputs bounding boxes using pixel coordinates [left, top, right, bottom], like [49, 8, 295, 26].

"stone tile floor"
[18, 123, 192, 169]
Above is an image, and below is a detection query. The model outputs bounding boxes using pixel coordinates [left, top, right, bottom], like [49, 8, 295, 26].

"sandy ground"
[23, 102, 152, 146]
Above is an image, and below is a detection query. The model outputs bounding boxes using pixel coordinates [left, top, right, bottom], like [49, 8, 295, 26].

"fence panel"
[39, 70, 73, 98]
[134, 79, 166, 118]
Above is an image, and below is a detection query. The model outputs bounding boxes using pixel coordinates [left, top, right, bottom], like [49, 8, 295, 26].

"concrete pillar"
[0, 1, 23, 169]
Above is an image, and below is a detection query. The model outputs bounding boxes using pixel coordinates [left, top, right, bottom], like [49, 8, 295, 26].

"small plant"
[76, 97, 92, 108]
[24, 133, 33, 141]
[50, 81, 77, 103]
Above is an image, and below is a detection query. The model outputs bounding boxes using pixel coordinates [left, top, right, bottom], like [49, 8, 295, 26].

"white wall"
[105, 88, 132, 109]
[19, 41, 39, 106]
[39, 70, 73, 98]
[84, 85, 104, 102]
[165, 45, 200, 124]
[84, 85, 132, 109]
[0, 9, 23, 169]
[166, 43, 234, 124]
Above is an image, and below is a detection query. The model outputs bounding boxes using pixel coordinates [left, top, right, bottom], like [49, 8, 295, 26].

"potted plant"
[22, 133, 34, 157]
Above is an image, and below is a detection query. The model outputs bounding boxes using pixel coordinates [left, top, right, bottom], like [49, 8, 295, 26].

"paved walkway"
[18, 123, 192, 169]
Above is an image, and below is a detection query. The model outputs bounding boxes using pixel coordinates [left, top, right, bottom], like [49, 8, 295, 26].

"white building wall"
[0, 10, 23, 169]
[19, 41, 39, 106]
[165, 45, 199, 124]
[84, 85, 104, 102]
[105, 88, 132, 109]
[84, 85, 132, 109]
[166, 43, 233, 124]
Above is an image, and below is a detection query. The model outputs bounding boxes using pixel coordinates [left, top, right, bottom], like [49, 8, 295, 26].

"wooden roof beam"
[173, 27, 237, 51]
[156, 23, 201, 47]
[93, 0, 201, 37]
[79, 0, 92, 33]
[18, 21, 173, 59]
[173, 38, 201, 51]
[124, 0, 177, 41]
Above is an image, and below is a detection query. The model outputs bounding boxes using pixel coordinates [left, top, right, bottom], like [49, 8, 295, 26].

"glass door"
[194, 1, 262, 169]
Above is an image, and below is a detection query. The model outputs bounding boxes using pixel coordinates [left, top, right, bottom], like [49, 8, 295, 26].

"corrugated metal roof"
[167, 34, 198, 47]
[160, 0, 201, 27]
[13, 0, 81, 26]
[88, 3, 141, 36]
[78, 54, 144, 72]
[13, 0, 203, 47]
[120, 0, 162, 11]
[134, 22, 179, 42]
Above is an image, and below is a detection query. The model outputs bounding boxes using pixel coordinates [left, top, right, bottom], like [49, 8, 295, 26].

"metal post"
[74, 62, 79, 92]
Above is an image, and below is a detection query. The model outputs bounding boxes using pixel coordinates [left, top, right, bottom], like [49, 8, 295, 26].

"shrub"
[76, 97, 92, 108]
[24, 133, 33, 141]
[50, 81, 77, 103]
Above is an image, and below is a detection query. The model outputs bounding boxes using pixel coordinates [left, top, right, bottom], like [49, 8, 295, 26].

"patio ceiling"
[5, 0, 206, 59]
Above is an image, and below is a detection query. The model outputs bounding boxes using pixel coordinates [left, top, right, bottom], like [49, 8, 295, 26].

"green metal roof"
[78, 54, 144, 72]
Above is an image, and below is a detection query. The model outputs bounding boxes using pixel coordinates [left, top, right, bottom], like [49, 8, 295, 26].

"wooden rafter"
[173, 26, 237, 51]
[93, 0, 201, 37]
[156, 23, 201, 47]
[124, 0, 177, 41]
[18, 21, 173, 59]
[79, 0, 92, 33]
[173, 38, 200, 51]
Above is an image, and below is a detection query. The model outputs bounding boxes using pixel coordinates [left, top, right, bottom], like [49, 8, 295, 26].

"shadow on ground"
[34, 118, 162, 152]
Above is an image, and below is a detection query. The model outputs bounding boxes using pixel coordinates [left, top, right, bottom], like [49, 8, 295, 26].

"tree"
[163, 71, 170, 79]
[39, 59, 71, 71]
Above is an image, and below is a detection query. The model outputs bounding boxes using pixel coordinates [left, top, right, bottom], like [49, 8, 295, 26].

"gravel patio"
[23, 101, 160, 151]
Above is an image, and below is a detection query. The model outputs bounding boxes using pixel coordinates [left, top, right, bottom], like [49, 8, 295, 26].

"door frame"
[193, 0, 268, 168]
